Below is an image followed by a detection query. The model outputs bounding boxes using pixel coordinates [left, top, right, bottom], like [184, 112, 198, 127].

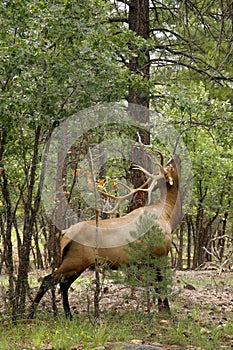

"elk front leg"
[156, 267, 170, 313]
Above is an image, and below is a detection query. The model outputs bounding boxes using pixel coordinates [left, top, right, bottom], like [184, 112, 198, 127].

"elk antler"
[100, 164, 164, 215]
[132, 164, 165, 204]
[153, 150, 164, 166]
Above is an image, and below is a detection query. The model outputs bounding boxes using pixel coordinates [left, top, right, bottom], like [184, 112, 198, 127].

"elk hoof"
[158, 298, 170, 313]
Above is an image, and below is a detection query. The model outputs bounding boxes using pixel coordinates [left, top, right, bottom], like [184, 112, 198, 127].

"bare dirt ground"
[38, 268, 232, 318]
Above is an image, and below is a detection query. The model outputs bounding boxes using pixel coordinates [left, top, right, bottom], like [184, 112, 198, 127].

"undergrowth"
[0, 306, 232, 350]
[0, 272, 232, 349]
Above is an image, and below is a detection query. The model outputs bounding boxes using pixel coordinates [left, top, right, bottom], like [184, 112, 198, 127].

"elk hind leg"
[59, 274, 79, 320]
[28, 273, 58, 318]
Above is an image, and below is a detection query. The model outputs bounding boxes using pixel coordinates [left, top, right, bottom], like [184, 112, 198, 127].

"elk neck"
[150, 175, 182, 233]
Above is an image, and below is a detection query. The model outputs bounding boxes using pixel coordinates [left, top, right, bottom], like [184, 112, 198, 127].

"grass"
[0, 306, 232, 350]
[0, 271, 232, 349]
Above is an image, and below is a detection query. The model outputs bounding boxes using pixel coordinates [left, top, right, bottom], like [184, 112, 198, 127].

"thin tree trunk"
[186, 214, 192, 270]
[1, 167, 15, 314]
[219, 212, 228, 261]
[177, 221, 185, 270]
[33, 221, 44, 269]
[0, 127, 15, 314]
[14, 126, 41, 319]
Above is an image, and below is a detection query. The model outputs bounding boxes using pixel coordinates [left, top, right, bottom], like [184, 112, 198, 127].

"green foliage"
[160, 82, 233, 218]
[155, 81, 233, 266]
[110, 213, 174, 310]
[0, 0, 151, 212]
[0, 0, 129, 128]
[149, 1, 233, 94]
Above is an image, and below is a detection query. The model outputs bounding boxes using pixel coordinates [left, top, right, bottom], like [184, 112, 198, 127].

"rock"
[104, 342, 165, 349]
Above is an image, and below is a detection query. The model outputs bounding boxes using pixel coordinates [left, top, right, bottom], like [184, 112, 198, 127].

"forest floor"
[30, 267, 233, 349]
[0, 267, 233, 349]
[47, 268, 233, 319]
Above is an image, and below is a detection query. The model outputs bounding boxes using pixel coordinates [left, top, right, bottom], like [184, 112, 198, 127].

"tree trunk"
[1, 167, 15, 313]
[219, 212, 228, 262]
[13, 126, 41, 319]
[177, 221, 185, 270]
[186, 214, 193, 270]
[127, 0, 150, 210]
[128, 0, 150, 108]
[0, 128, 15, 314]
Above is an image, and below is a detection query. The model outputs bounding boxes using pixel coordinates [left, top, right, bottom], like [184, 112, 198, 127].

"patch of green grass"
[0, 307, 232, 350]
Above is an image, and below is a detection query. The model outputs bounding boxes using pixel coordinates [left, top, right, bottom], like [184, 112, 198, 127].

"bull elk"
[29, 154, 181, 319]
